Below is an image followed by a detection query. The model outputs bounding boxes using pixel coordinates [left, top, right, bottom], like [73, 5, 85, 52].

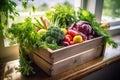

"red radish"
[60, 41, 70, 46]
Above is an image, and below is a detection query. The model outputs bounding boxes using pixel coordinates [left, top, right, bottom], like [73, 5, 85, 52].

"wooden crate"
[28, 36, 105, 76]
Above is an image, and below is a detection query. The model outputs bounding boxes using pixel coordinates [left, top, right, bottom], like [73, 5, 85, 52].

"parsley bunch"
[7, 17, 41, 76]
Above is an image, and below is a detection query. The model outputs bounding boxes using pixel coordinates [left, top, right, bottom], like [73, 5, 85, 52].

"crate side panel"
[34, 48, 52, 63]
[51, 46, 103, 75]
[80, 46, 103, 63]
[29, 52, 52, 75]
[52, 37, 103, 62]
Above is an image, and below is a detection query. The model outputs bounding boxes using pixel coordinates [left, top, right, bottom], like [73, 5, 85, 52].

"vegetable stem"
[40, 16, 47, 29]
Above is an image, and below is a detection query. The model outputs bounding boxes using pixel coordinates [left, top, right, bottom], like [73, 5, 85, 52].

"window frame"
[84, 0, 120, 36]
[83, 0, 120, 25]
[82, 0, 104, 23]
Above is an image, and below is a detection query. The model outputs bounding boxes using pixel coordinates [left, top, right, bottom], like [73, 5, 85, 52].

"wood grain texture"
[29, 52, 52, 75]
[51, 46, 103, 75]
[33, 48, 52, 64]
[52, 37, 104, 62]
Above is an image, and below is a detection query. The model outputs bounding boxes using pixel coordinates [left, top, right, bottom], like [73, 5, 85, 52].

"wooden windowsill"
[3, 35, 120, 80]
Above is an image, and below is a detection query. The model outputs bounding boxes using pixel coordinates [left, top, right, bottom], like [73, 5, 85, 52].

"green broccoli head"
[45, 26, 65, 43]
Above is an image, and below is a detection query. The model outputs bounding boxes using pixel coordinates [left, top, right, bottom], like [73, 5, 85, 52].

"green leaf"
[32, 6, 36, 12]
[45, 3, 76, 28]
[9, 15, 14, 21]
[22, 1, 27, 9]
[34, 17, 44, 29]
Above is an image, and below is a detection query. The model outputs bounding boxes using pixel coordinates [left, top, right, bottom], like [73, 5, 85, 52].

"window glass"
[102, 0, 120, 23]
[15, 0, 75, 12]
[9, 0, 75, 23]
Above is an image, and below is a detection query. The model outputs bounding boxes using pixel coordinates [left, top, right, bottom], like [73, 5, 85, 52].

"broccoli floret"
[45, 36, 56, 43]
[45, 26, 65, 43]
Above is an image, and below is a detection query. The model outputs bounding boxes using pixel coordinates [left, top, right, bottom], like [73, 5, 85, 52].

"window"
[80, 0, 103, 22]
[77, 0, 120, 27]
[102, 0, 120, 26]
[101, 0, 120, 36]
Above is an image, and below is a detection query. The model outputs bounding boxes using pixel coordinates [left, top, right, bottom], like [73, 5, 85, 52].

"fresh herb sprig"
[46, 4, 77, 28]
[7, 17, 41, 76]
[18, 46, 35, 76]
[7, 17, 41, 49]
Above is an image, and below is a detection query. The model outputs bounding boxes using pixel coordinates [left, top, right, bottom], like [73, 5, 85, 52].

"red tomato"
[67, 30, 78, 37]
[64, 36, 71, 43]
[70, 41, 75, 45]
[66, 34, 72, 41]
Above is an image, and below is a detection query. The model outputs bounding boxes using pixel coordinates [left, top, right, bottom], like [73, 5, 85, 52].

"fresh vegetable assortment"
[34, 20, 97, 47]
[57, 21, 96, 46]
[6, 4, 117, 76]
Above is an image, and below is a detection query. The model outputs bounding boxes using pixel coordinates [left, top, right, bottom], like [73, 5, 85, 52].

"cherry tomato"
[70, 41, 75, 45]
[64, 36, 71, 43]
[67, 30, 78, 37]
[66, 34, 72, 41]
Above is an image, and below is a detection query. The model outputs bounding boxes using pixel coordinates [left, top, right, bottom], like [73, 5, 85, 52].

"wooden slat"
[80, 46, 103, 63]
[33, 48, 52, 64]
[51, 46, 103, 75]
[52, 37, 104, 63]
[29, 52, 52, 75]
[24, 46, 53, 64]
